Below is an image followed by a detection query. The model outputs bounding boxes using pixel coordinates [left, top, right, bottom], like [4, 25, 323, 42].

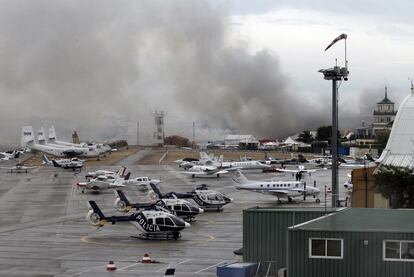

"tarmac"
[0, 151, 350, 276]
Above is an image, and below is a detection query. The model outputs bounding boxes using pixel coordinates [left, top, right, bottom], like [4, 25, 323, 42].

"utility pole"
[319, 34, 349, 207]
[136, 121, 139, 146]
[192, 121, 195, 149]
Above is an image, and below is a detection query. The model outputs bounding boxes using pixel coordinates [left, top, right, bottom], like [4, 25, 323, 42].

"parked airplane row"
[175, 152, 271, 178]
[21, 126, 111, 159]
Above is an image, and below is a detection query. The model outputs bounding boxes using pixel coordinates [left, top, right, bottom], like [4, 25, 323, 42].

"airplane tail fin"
[86, 201, 107, 226]
[42, 154, 51, 165]
[228, 169, 249, 185]
[37, 127, 46, 144]
[149, 183, 163, 198]
[48, 125, 56, 142]
[116, 166, 126, 178]
[52, 160, 60, 167]
[21, 126, 35, 146]
[124, 172, 131, 180]
[298, 154, 308, 163]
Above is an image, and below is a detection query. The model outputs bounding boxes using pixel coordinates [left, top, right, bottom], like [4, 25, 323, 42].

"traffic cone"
[106, 261, 117, 271]
[142, 253, 151, 263]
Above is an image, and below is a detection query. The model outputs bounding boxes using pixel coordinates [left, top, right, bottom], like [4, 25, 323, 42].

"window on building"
[309, 238, 343, 259]
[384, 240, 414, 261]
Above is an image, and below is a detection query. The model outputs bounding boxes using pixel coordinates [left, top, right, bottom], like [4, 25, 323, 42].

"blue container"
[338, 146, 350, 156]
[217, 262, 258, 277]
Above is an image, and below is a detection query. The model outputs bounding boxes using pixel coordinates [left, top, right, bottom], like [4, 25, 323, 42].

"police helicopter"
[86, 200, 190, 240]
[114, 190, 204, 222]
[149, 183, 233, 211]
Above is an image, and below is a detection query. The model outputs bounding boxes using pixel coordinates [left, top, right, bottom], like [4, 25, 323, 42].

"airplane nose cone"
[229, 198, 234, 203]
[184, 222, 191, 228]
[199, 208, 204, 213]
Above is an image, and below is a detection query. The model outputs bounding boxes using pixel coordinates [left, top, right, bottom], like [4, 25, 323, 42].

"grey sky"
[0, 0, 411, 145]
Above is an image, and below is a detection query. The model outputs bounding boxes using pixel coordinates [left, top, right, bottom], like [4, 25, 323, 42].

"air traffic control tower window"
[309, 238, 343, 259]
[384, 240, 414, 261]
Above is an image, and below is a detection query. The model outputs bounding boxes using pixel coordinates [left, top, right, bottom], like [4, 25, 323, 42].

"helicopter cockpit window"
[207, 195, 216, 200]
[165, 218, 174, 226]
[182, 205, 190, 211]
[156, 218, 164, 225]
[215, 195, 223, 201]
[174, 205, 181, 211]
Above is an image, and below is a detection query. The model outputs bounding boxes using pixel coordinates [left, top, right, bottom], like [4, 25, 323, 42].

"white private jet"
[229, 169, 320, 204]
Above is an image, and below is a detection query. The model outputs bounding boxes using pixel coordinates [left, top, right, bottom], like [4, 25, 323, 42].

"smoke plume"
[0, 0, 361, 144]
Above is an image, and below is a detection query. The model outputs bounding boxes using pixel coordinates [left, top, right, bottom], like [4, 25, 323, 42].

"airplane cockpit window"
[156, 218, 164, 225]
[165, 218, 174, 226]
[137, 178, 142, 181]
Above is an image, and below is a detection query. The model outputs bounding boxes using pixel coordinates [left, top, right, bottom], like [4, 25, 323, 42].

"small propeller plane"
[114, 190, 204, 221]
[77, 172, 130, 193]
[42, 154, 84, 171]
[86, 200, 190, 240]
[149, 183, 233, 211]
[229, 169, 320, 204]
[0, 163, 38, 173]
[276, 165, 326, 180]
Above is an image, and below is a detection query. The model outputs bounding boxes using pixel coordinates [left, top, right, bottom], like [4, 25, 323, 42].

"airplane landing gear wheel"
[277, 200, 282, 204]
[288, 197, 293, 203]
[316, 198, 321, 203]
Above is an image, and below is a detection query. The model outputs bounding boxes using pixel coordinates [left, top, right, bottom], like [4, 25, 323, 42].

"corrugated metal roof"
[224, 134, 256, 141]
[290, 208, 414, 232]
[378, 90, 414, 169]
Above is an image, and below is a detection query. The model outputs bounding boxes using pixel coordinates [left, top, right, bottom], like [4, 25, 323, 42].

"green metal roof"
[290, 208, 414, 233]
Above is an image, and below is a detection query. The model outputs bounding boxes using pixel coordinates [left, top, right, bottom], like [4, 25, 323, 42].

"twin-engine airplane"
[229, 169, 320, 204]
[86, 200, 190, 240]
[114, 190, 204, 221]
[42, 154, 84, 171]
[150, 183, 233, 211]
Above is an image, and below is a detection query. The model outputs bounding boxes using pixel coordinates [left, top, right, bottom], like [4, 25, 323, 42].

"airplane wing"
[23, 166, 38, 170]
[109, 183, 126, 189]
[260, 188, 305, 196]
[276, 168, 299, 173]
[0, 167, 13, 170]
[179, 169, 228, 176]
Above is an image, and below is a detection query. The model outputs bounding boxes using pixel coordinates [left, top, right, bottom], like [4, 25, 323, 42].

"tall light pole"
[319, 34, 349, 207]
